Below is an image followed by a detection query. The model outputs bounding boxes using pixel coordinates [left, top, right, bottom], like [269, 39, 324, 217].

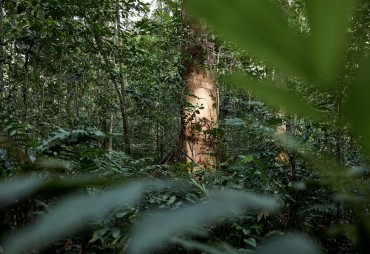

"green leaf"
[111, 228, 121, 238]
[242, 228, 251, 236]
[347, 56, 370, 154]
[129, 190, 278, 253]
[227, 73, 326, 121]
[244, 155, 253, 163]
[186, 0, 359, 86]
[274, 133, 366, 194]
[244, 237, 257, 248]
[306, 0, 359, 85]
[9, 129, 17, 136]
[185, 0, 313, 79]
[167, 195, 176, 205]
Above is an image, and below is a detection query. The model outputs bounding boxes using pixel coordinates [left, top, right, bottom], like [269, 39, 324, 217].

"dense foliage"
[0, 0, 369, 253]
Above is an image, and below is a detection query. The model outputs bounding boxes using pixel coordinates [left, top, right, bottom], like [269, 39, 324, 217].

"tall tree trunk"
[119, 82, 131, 155]
[97, 74, 113, 151]
[180, 23, 218, 172]
[116, 1, 131, 155]
[181, 69, 218, 172]
[23, 42, 33, 122]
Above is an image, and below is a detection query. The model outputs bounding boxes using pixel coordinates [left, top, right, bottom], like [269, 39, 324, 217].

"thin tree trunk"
[23, 42, 33, 122]
[40, 81, 45, 118]
[98, 50, 131, 155]
[0, 0, 4, 105]
[101, 113, 113, 151]
[119, 82, 131, 155]
[66, 81, 73, 124]
[116, 1, 131, 155]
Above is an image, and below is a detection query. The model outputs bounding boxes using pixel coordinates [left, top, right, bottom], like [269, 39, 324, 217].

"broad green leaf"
[4, 181, 150, 254]
[0, 177, 43, 204]
[129, 191, 278, 253]
[244, 237, 257, 248]
[185, 0, 314, 80]
[239, 154, 253, 163]
[256, 233, 320, 254]
[306, 0, 359, 85]
[187, 0, 359, 86]
[347, 56, 370, 154]
[227, 73, 326, 121]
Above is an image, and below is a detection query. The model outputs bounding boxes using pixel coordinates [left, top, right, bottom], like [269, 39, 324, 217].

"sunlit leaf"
[129, 190, 278, 253]
[185, 0, 314, 79]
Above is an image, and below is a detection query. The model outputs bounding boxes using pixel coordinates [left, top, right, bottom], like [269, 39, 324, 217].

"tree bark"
[116, 0, 131, 155]
[101, 113, 113, 151]
[181, 68, 217, 172]
[180, 23, 218, 172]
[118, 81, 131, 155]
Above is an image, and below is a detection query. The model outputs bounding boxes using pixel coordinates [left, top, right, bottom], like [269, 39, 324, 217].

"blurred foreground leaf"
[129, 190, 278, 253]
[171, 233, 319, 254]
[0, 177, 43, 204]
[257, 233, 320, 254]
[306, 0, 358, 85]
[185, 0, 312, 79]
[347, 56, 370, 154]
[275, 133, 367, 196]
[227, 73, 326, 121]
[3, 181, 161, 254]
[186, 0, 359, 86]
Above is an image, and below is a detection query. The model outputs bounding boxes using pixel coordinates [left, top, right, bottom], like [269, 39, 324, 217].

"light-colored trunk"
[275, 112, 295, 172]
[181, 69, 218, 172]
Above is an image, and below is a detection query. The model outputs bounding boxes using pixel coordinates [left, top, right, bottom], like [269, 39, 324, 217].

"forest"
[0, 0, 369, 253]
